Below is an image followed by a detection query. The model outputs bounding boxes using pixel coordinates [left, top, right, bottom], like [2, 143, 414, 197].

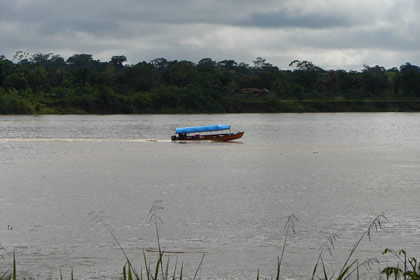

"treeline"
[1, 52, 420, 114]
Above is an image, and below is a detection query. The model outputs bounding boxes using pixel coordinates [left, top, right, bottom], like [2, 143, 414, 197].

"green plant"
[90, 202, 205, 280]
[0, 251, 16, 280]
[277, 214, 298, 279]
[255, 214, 298, 280]
[382, 249, 420, 279]
[0, 209, 393, 279]
[312, 214, 386, 280]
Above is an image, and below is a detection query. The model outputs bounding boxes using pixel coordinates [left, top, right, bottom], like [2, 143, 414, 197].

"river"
[0, 113, 419, 279]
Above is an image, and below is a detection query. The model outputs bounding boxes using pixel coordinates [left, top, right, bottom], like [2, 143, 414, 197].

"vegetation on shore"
[2, 206, 419, 279]
[1, 52, 420, 114]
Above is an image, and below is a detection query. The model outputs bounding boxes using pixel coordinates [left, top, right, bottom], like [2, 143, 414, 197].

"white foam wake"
[0, 138, 171, 143]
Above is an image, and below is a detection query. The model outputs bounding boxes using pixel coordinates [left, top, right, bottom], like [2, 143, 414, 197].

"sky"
[1, 0, 419, 70]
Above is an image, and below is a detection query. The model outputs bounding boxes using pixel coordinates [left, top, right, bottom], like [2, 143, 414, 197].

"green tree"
[66, 54, 99, 86]
[13, 51, 30, 78]
[0, 58, 14, 87]
[26, 65, 47, 92]
[217, 59, 237, 70]
[289, 60, 325, 93]
[253, 57, 272, 69]
[399, 63, 420, 97]
[150, 58, 169, 69]
[385, 68, 400, 97]
[197, 58, 216, 72]
[13, 51, 30, 64]
[167, 60, 197, 87]
[361, 65, 388, 97]
[123, 62, 157, 91]
[67, 54, 94, 67]
[110, 56, 127, 72]
[4, 73, 27, 90]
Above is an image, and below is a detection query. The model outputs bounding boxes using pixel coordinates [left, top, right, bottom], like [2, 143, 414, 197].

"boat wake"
[0, 138, 171, 143]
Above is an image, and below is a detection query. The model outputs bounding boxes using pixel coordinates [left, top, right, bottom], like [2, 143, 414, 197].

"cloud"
[0, 0, 419, 70]
[39, 19, 119, 35]
[243, 10, 350, 29]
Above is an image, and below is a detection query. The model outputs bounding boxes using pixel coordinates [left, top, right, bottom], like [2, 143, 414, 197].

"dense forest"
[1, 51, 420, 114]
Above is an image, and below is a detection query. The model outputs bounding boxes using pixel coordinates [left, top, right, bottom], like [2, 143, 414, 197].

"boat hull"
[172, 131, 244, 141]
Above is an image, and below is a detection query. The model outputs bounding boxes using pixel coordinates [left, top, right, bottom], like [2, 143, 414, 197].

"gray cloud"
[0, 0, 419, 69]
[243, 10, 350, 29]
[38, 19, 119, 35]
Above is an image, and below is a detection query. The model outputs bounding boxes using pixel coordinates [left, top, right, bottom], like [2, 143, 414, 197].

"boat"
[171, 124, 244, 141]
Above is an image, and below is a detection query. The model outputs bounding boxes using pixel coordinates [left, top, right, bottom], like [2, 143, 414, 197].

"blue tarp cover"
[176, 124, 230, 134]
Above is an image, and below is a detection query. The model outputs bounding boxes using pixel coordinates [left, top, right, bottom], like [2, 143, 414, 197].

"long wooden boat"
[171, 124, 244, 141]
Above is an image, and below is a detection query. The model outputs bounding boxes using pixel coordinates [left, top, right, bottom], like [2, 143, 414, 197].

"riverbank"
[2, 93, 420, 114]
[2, 54, 420, 114]
[237, 98, 420, 113]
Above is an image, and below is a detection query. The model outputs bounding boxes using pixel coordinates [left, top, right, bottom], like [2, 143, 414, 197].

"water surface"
[0, 114, 419, 279]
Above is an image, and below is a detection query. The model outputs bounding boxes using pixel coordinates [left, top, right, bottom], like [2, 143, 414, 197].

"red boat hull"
[201, 131, 244, 141]
[172, 131, 244, 141]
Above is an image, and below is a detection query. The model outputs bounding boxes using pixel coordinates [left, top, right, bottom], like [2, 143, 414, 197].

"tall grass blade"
[153, 250, 164, 280]
[165, 257, 170, 280]
[277, 214, 298, 278]
[179, 262, 183, 280]
[312, 260, 319, 280]
[123, 264, 127, 280]
[312, 233, 339, 280]
[346, 258, 379, 279]
[91, 212, 139, 279]
[148, 262, 151, 280]
[192, 254, 205, 280]
[128, 263, 133, 280]
[337, 259, 357, 280]
[256, 268, 260, 280]
[148, 201, 164, 252]
[356, 260, 360, 280]
[338, 214, 386, 278]
[0, 270, 10, 280]
[12, 250, 15, 280]
[148, 201, 166, 279]
[143, 250, 150, 280]
[276, 256, 280, 280]
[321, 257, 329, 280]
[172, 255, 179, 280]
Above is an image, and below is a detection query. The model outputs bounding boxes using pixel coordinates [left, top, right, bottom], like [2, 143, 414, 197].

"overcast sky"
[1, 0, 419, 70]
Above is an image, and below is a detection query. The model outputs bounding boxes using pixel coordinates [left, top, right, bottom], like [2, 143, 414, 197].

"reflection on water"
[0, 113, 420, 279]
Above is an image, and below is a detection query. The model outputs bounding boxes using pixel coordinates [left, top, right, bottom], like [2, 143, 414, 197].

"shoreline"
[2, 98, 420, 114]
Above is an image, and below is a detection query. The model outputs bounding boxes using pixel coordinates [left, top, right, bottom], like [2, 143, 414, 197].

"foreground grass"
[1, 210, 418, 279]
[0, 251, 15, 280]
